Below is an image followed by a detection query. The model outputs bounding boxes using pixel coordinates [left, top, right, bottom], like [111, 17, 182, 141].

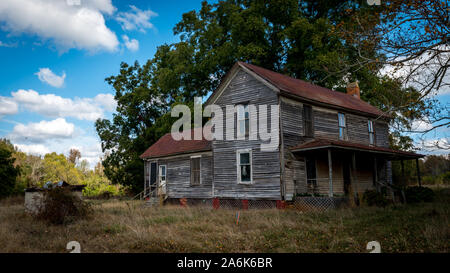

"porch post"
[373, 157, 378, 191]
[328, 149, 333, 197]
[352, 152, 358, 198]
[401, 160, 405, 179]
[416, 158, 422, 186]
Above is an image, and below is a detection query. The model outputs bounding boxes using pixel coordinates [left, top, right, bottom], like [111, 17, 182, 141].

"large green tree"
[97, 0, 431, 192]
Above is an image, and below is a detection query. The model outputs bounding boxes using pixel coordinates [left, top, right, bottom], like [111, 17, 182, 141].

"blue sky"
[0, 0, 217, 167]
[0, 0, 447, 168]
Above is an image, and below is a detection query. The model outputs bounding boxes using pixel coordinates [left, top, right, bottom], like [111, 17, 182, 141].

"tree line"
[0, 139, 126, 199]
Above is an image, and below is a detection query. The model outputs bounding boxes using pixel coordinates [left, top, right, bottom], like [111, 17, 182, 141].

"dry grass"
[0, 189, 449, 253]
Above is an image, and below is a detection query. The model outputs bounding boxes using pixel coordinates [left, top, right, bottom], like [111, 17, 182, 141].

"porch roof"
[290, 139, 424, 159]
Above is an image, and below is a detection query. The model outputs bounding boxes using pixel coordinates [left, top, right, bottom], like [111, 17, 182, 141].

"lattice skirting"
[290, 197, 349, 211]
[164, 197, 348, 211]
[165, 198, 279, 210]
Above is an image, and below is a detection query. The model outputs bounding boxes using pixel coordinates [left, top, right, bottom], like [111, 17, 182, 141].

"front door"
[150, 162, 157, 191]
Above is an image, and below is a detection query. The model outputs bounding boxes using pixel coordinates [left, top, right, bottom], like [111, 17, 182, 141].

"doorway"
[150, 162, 157, 191]
[343, 156, 351, 195]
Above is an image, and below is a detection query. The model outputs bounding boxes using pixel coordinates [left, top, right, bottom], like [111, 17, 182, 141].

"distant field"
[0, 188, 449, 253]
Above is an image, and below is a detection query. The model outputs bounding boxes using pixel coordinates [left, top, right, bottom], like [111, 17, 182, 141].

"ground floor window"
[190, 156, 201, 185]
[237, 149, 252, 183]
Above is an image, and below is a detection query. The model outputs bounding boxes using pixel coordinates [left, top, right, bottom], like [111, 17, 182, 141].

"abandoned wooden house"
[140, 61, 423, 208]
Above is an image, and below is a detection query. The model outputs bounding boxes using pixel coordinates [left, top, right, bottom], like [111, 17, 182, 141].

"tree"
[42, 153, 82, 185]
[94, 159, 105, 176]
[337, 0, 449, 140]
[422, 155, 450, 177]
[97, 0, 433, 191]
[68, 148, 81, 165]
[78, 159, 90, 176]
[0, 142, 20, 198]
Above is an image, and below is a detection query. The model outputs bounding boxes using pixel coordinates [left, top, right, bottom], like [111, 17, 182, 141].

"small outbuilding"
[24, 182, 85, 214]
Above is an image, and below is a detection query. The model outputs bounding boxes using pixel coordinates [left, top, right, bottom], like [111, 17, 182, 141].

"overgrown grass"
[0, 189, 448, 253]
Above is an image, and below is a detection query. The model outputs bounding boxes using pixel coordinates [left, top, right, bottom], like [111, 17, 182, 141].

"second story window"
[237, 104, 249, 138]
[368, 120, 375, 145]
[303, 105, 313, 137]
[338, 113, 347, 140]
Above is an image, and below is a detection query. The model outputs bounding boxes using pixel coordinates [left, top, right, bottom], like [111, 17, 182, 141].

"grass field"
[0, 188, 449, 253]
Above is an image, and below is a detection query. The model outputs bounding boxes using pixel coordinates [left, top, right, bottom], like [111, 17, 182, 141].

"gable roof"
[207, 62, 389, 118]
[239, 62, 389, 118]
[140, 128, 211, 159]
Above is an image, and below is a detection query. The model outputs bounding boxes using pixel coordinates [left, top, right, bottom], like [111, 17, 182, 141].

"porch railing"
[132, 186, 157, 200]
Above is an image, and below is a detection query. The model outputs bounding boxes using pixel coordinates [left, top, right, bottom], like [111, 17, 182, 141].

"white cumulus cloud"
[10, 118, 75, 143]
[411, 119, 433, 132]
[35, 68, 66, 88]
[122, 35, 139, 52]
[0, 96, 18, 116]
[116, 5, 157, 33]
[94, 93, 117, 112]
[10, 89, 115, 121]
[15, 143, 50, 156]
[0, 0, 119, 52]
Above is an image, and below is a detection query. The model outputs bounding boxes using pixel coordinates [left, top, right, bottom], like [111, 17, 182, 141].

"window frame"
[338, 113, 347, 140]
[303, 105, 314, 137]
[236, 148, 253, 184]
[368, 120, 375, 145]
[236, 104, 250, 138]
[190, 155, 202, 185]
[159, 164, 167, 184]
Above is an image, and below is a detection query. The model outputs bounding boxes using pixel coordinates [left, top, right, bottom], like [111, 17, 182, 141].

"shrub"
[442, 172, 450, 185]
[82, 174, 127, 198]
[362, 189, 389, 207]
[37, 187, 91, 225]
[405, 186, 435, 203]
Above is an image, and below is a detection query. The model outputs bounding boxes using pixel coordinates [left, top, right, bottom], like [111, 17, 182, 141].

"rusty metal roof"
[290, 139, 423, 158]
[239, 62, 389, 118]
[140, 128, 211, 159]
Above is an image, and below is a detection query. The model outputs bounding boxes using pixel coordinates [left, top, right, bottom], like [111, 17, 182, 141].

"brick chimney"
[346, 82, 360, 99]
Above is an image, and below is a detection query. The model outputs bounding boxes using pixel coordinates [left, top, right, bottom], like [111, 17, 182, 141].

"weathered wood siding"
[279, 97, 307, 200]
[347, 114, 370, 144]
[280, 97, 304, 148]
[163, 154, 213, 199]
[283, 150, 306, 200]
[212, 69, 281, 200]
[145, 153, 213, 199]
[313, 108, 339, 140]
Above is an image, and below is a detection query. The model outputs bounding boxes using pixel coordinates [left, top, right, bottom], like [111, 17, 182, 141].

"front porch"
[290, 139, 424, 201]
